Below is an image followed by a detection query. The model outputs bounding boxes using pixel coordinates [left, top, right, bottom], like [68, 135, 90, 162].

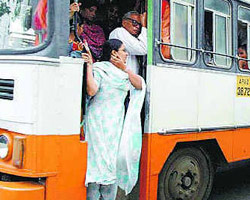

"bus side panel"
[39, 136, 88, 200]
[140, 133, 184, 200]
[149, 65, 235, 134]
[149, 65, 199, 132]
[197, 130, 233, 162]
[140, 131, 234, 200]
[234, 81, 250, 160]
[0, 130, 87, 200]
[233, 128, 250, 161]
[0, 56, 83, 136]
[198, 72, 235, 128]
[140, 134, 152, 200]
[148, 64, 235, 163]
[0, 181, 45, 200]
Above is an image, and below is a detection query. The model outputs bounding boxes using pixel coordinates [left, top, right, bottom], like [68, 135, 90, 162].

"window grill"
[0, 79, 14, 100]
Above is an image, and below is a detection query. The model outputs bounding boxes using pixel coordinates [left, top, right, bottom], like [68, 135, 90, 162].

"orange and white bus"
[1, 0, 250, 200]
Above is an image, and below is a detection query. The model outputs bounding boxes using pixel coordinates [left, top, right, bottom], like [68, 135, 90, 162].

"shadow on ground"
[208, 161, 250, 200]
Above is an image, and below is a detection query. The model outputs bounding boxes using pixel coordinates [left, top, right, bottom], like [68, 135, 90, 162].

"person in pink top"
[70, 0, 106, 61]
[79, 0, 106, 61]
[34, 0, 48, 45]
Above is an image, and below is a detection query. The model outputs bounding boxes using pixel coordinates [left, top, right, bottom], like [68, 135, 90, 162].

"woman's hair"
[239, 44, 247, 53]
[80, 0, 99, 9]
[100, 39, 123, 61]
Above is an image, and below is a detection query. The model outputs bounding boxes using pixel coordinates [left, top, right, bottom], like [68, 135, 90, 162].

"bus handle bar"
[157, 40, 250, 61]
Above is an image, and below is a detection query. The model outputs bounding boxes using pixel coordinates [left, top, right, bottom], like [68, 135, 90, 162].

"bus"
[0, 0, 87, 199]
[1, 0, 250, 200]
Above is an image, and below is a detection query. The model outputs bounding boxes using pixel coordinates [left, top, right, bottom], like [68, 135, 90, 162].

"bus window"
[204, 0, 232, 68]
[160, 0, 196, 62]
[0, 0, 47, 50]
[238, 6, 250, 71]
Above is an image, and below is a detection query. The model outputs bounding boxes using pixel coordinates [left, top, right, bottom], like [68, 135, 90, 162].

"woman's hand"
[82, 53, 93, 65]
[110, 53, 126, 71]
[78, 42, 84, 51]
[82, 40, 98, 96]
[111, 52, 142, 89]
[70, 2, 81, 13]
[69, 2, 81, 19]
[82, 40, 93, 65]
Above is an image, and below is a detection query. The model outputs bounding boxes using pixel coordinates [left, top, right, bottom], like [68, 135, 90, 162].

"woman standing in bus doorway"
[82, 39, 146, 200]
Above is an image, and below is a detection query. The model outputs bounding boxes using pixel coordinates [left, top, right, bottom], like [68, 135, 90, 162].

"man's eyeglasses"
[125, 18, 141, 27]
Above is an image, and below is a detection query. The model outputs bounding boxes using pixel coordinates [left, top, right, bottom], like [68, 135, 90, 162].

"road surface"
[209, 161, 250, 200]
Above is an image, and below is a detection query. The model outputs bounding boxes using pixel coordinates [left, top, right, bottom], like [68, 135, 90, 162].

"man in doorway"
[109, 11, 147, 74]
[110, 11, 147, 200]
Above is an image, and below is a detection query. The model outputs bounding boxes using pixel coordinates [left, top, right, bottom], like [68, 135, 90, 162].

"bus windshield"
[0, 0, 48, 50]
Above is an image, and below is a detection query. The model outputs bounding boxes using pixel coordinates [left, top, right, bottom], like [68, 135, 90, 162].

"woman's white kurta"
[84, 61, 146, 194]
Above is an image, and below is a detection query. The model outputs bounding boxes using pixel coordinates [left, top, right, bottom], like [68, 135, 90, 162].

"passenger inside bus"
[34, 0, 48, 45]
[98, 2, 121, 40]
[70, 0, 148, 65]
[70, 0, 106, 61]
[68, 19, 85, 58]
[238, 21, 249, 70]
[109, 11, 147, 75]
[238, 45, 249, 70]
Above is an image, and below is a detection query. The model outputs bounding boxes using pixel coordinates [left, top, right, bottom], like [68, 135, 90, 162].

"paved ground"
[116, 161, 250, 200]
[208, 161, 250, 200]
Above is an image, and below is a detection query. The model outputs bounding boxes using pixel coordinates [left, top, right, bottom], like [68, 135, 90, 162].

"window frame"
[203, 0, 232, 69]
[159, 0, 197, 64]
[237, 5, 250, 72]
[155, 0, 250, 74]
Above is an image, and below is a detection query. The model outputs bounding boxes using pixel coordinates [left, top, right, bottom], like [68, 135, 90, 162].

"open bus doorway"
[70, 0, 148, 132]
[101, 1, 148, 200]
[70, 0, 147, 199]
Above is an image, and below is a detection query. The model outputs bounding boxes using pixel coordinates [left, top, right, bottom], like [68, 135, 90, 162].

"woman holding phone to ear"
[82, 39, 145, 199]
